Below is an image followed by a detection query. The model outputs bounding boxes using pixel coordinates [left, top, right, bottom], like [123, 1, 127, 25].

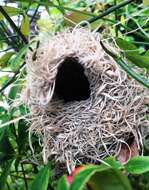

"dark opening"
[55, 57, 91, 102]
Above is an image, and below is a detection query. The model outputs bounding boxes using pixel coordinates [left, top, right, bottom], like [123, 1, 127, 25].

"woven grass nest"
[24, 27, 148, 171]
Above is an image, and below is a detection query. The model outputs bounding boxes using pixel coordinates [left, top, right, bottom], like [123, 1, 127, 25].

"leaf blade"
[57, 175, 69, 190]
[0, 6, 22, 20]
[125, 156, 149, 174]
[31, 164, 50, 190]
[0, 52, 15, 68]
[20, 14, 30, 37]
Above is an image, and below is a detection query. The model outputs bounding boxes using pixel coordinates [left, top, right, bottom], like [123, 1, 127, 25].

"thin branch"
[114, 0, 118, 37]
[100, 18, 149, 42]
[0, 70, 14, 73]
[11, 124, 28, 190]
[0, 35, 18, 41]
[30, 4, 40, 24]
[21, 163, 29, 190]
[10, 171, 19, 190]
[27, 0, 96, 17]
[133, 41, 149, 45]
[81, 0, 134, 26]
[6, 182, 11, 190]
[0, 22, 19, 51]
[0, 47, 14, 53]
[25, 0, 34, 14]
[0, 6, 28, 44]
[100, 41, 149, 88]
[56, 0, 65, 15]
[0, 62, 25, 93]
[10, 174, 33, 180]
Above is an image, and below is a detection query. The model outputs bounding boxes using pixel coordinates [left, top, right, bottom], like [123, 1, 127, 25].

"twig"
[0, 35, 18, 41]
[56, 0, 65, 14]
[114, 0, 118, 37]
[30, 4, 40, 24]
[21, 163, 29, 190]
[0, 47, 14, 53]
[0, 62, 25, 93]
[0, 6, 28, 44]
[10, 176, 19, 190]
[25, 0, 34, 14]
[81, 0, 134, 26]
[101, 18, 149, 42]
[0, 22, 19, 51]
[6, 182, 11, 190]
[28, 0, 96, 17]
[133, 41, 149, 45]
[11, 124, 28, 190]
[100, 41, 149, 88]
[10, 174, 33, 180]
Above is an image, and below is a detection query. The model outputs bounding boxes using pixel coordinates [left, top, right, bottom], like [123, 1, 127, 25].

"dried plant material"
[117, 134, 140, 164]
[23, 27, 148, 171]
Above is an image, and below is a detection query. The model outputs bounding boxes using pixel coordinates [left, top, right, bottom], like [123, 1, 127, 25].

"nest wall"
[24, 27, 148, 171]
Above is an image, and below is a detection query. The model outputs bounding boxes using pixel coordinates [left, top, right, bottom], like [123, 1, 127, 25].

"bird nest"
[23, 27, 148, 172]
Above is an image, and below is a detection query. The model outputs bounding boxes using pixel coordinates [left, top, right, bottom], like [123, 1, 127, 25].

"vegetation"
[0, 0, 149, 189]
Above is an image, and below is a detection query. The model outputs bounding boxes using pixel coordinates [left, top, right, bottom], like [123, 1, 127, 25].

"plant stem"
[6, 182, 11, 190]
[0, 47, 14, 53]
[100, 41, 149, 88]
[0, 62, 26, 93]
[22, 0, 96, 17]
[10, 124, 28, 190]
[0, 22, 19, 51]
[81, 0, 133, 26]
[10, 175, 19, 190]
[10, 174, 33, 180]
[114, 0, 118, 37]
[133, 41, 149, 45]
[21, 163, 29, 190]
[101, 18, 149, 42]
[30, 4, 40, 24]
[56, 0, 65, 14]
[0, 6, 28, 44]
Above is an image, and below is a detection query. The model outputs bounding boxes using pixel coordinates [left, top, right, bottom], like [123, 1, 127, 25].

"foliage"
[56, 156, 149, 190]
[0, 0, 149, 189]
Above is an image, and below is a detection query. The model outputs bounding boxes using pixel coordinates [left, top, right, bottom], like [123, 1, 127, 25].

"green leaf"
[65, 11, 90, 25]
[125, 54, 149, 70]
[116, 38, 149, 69]
[57, 175, 69, 190]
[125, 156, 149, 174]
[70, 165, 110, 190]
[65, 12, 101, 29]
[0, 52, 15, 68]
[0, 6, 22, 20]
[116, 38, 139, 54]
[17, 119, 28, 153]
[88, 168, 132, 190]
[104, 157, 122, 169]
[0, 131, 15, 165]
[20, 14, 30, 37]
[0, 75, 9, 87]
[10, 44, 29, 71]
[0, 160, 13, 189]
[145, 50, 149, 56]
[143, 0, 149, 6]
[8, 81, 22, 100]
[31, 164, 50, 190]
[0, 106, 6, 113]
[100, 41, 149, 88]
[69, 165, 132, 190]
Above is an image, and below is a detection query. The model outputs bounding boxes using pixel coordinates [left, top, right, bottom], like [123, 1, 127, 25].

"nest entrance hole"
[55, 57, 91, 102]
